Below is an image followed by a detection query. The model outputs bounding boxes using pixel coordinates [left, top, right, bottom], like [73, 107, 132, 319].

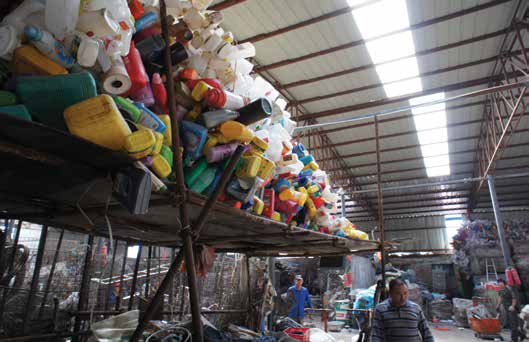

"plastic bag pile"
[0, 0, 367, 240]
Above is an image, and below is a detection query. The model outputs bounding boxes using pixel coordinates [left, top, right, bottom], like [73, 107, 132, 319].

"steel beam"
[209, 0, 246, 11]
[375, 116, 386, 285]
[487, 175, 514, 266]
[255, 26, 510, 73]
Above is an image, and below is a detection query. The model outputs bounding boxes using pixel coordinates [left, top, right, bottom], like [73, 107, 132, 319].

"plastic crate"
[284, 327, 310, 342]
[469, 317, 501, 334]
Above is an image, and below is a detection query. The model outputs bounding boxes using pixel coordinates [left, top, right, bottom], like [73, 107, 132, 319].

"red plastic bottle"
[262, 189, 275, 218]
[123, 41, 148, 96]
[205, 88, 249, 110]
[151, 73, 168, 113]
[128, 0, 145, 20]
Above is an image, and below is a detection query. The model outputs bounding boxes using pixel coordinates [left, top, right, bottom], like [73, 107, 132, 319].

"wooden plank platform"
[0, 114, 379, 256]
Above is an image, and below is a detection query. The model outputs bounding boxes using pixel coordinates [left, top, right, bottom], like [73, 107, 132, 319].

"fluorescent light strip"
[351, 0, 450, 177]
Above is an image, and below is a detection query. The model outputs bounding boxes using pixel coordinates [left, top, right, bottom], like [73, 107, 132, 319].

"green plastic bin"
[0, 105, 32, 121]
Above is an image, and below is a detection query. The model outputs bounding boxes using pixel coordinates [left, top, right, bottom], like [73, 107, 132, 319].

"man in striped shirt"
[371, 279, 434, 342]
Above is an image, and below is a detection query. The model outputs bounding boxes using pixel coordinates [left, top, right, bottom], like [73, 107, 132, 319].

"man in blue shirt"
[287, 275, 312, 324]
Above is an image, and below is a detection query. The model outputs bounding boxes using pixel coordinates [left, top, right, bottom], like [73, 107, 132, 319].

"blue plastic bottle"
[134, 102, 166, 133]
[181, 120, 208, 160]
[293, 143, 308, 158]
[135, 12, 158, 32]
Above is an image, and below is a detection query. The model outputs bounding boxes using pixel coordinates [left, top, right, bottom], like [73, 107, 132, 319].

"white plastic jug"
[0, 25, 20, 60]
[2, 0, 45, 36]
[77, 9, 121, 38]
[191, 0, 213, 10]
[183, 7, 205, 30]
[45, 0, 80, 40]
[218, 42, 255, 61]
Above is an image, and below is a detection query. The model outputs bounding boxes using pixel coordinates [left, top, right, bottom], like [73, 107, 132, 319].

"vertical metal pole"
[487, 175, 513, 267]
[104, 239, 118, 314]
[72, 234, 94, 342]
[246, 255, 251, 316]
[128, 245, 142, 311]
[38, 228, 64, 317]
[341, 193, 346, 218]
[375, 116, 386, 288]
[268, 257, 275, 289]
[145, 245, 152, 297]
[115, 242, 129, 311]
[0, 220, 22, 312]
[22, 225, 48, 334]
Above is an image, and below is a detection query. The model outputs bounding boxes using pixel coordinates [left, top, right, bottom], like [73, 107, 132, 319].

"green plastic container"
[16, 72, 97, 130]
[184, 158, 207, 187]
[0, 91, 17, 106]
[114, 96, 141, 122]
[0, 105, 32, 121]
[160, 145, 173, 166]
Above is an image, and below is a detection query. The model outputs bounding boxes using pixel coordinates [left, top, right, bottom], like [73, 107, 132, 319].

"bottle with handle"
[24, 26, 76, 68]
[199, 109, 239, 129]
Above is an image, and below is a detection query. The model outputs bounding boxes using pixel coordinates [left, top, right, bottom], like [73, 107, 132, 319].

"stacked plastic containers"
[0, 0, 368, 240]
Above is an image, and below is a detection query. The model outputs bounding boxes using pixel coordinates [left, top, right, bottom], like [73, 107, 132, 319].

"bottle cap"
[23, 25, 42, 41]
[204, 88, 226, 108]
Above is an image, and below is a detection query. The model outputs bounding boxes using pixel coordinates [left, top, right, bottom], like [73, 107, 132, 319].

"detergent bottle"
[206, 142, 239, 163]
[181, 120, 208, 160]
[151, 73, 168, 113]
[200, 109, 239, 129]
[131, 81, 155, 106]
[24, 26, 75, 68]
[123, 42, 148, 96]
[134, 102, 166, 133]
[219, 121, 254, 143]
[114, 96, 141, 122]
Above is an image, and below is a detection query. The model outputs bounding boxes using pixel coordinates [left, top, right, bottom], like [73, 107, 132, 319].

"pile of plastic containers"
[0, 0, 367, 240]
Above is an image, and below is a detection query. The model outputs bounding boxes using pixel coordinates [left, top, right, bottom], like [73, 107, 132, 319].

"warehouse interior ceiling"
[214, 0, 529, 250]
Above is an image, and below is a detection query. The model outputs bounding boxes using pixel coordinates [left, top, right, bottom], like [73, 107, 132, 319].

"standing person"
[287, 275, 312, 324]
[497, 278, 525, 342]
[371, 279, 434, 342]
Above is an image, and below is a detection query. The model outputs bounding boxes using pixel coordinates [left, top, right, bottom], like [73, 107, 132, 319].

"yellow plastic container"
[271, 211, 281, 222]
[151, 154, 172, 179]
[256, 156, 275, 181]
[279, 188, 307, 206]
[219, 121, 254, 143]
[249, 136, 268, 156]
[210, 132, 230, 144]
[125, 130, 156, 154]
[236, 155, 261, 178]
[202, 134, 219, 155]
[307, 184, 320, 195]
[152, 132, 164, 155]
[347, 229, 368, 241]
[13, 45, 68, 76]
[191, 81, 210, 101]
[253, 197, 264, 215]
[186, 103, 202, 121]
[303, 161, 319, 171]
[306, 197, 317, 218]
[64, 94, 131, 151]
[157, 115, 172, 146]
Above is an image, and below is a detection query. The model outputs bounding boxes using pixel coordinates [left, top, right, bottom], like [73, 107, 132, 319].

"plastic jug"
[160, 145, 173, 166]
[185, 158, 208, 186]
[181, 121, 208, 160]
[64, 94, 131, 151]
[219, 121, 254, 143]
[125, 130, 156, 155]
[205, 88, 250, 110]
[199, 109, 239, 129]
[0, 105, 32, 121]
[123, 42, 148, 96]
[0, 25, 20, 60]
[152, 132, 164, 155]
[249, 136, 268, 156]
[45, 0, 80, 40]
[134, 102, 166, 133]
[206, 142, 239, 163]
[65, 33, 99, 68]
[183, 7, 205, 30]
[114, 96, 141, 122]
[236, 155, 261, 178]
[2, 0, 45, 36]
[157, 115, 172, 146]
[236, 98, 272, 125]
[256, 157, 275, 182]
[218, 42, 256, 61]
[151, 154, 171, 178]
[151, 73, 168, 113]
[189, 166, 216, 193]
[13, 45, 67, 76]
[24, 26, 75, 68]
[17, 72, 97, 130]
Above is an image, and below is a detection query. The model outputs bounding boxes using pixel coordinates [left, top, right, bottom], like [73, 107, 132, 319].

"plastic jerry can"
[191, 80, 211, 102]
[235, 155, 261, 178]
[253, 197, 264, 215]
[114, 96, 141, 122]
[151, 154, 171, 179]
[125, 129, 156, 155]
[181, 120, 208, 160]
[64, 94, 131, 151]
[17, 72, 97, 131]
[0, 91, 17, 106]
[157, 115, 172, 146]
[256, 156, 274, 181]
[249, 136, 268, 156]
[0, 104, 31, 121]
[185, 158, 208, 186]
[219, 121, 254, 143]
[13, 45, 68, 76]
[152, 132, 164, 155]
[160, 145, 173, 166]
